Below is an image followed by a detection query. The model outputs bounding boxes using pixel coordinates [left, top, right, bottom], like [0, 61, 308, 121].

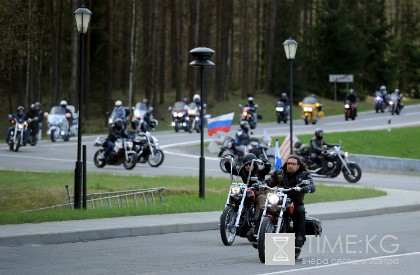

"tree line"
[0, 0, 419, 120]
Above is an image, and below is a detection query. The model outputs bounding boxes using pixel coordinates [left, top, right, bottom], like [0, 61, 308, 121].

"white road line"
[257, 251, 420, 274]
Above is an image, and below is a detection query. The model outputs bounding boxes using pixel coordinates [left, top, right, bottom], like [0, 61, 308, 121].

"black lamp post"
[283, 38, 298, 155]
[189, 47, 215, 199]
[73, 6, 92, 209]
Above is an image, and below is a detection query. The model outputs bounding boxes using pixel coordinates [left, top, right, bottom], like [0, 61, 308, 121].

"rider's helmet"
[34, 102, 41, 110]
[30, 104, 36, 111]
[115, 100, 122, 107]
[60, 100, 67, 108]
[248, 97, 254, 105]
[349, 89, 354, 95]
[240, 120, 250, 131]
[394, 88, 400, 93]
[183, 97, 189, 104]
[193, 94, 200, 103]
[242, 153, 257, 166]
[380, 85, 386, 91]
[281, 93, 287, 99]
[114, 118, 124, 129]
[315, 128, 324, 140]
[17, 106, 25, 115]
[131, 118, 140, 130]
[142, 98, 149, 105]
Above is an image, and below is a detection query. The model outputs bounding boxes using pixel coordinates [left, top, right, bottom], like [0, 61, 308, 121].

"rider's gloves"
[301, 186, 311, 193]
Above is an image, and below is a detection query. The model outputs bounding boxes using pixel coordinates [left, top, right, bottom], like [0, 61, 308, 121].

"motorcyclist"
[26, 104, 39, 139]
[34, 102, 44, 138]
[346, 89, 358, 116]
[192, 94, 205, 126]
[6, 106, 28, 144]
[379, 85, 389, 106]
[262, 155, 315, 250]
[142, 98, 156, 131]
[244, 96, 258, 125]
[113, 100, 127, 128]
[279, 93, 289, 105]
[60, 100, 73, 131]
[234, 121, 251, 151]
[223, 153, 271, 241]
[99, 118, 129, 160]
[309, 128, 337, 172]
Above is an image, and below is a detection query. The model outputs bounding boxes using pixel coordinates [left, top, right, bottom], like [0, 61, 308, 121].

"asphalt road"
[0, 211, 419, 275]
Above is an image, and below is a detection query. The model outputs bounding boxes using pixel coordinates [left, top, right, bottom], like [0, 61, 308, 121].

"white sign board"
[329, 74, 354, 83]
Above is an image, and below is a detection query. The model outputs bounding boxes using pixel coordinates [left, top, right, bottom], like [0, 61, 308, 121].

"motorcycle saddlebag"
[305, 216, 322, 236]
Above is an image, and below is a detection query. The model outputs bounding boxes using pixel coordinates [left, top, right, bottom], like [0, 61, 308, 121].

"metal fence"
[22, 186, 166, 212]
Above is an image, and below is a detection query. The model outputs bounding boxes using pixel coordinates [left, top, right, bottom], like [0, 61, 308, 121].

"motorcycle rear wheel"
[220, 205, 237, 246]
[257, 217, 275, 263]
[123, 153, 138, 170]
[343, 162, 362, 183]
[148, 149, 164, 167]
[93, 149, 107, 168]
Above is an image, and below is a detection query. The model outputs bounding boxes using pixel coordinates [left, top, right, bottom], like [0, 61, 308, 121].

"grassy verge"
[0, 171, 385, 225]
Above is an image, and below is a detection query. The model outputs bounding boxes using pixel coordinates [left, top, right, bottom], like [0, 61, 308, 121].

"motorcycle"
[44, 106, 78, 142]
[256, 181, 322, 262]
[344, 99, 356, 121]
[133, 131, 165, 167]
[168, 101, 189, 132]
[373, 91, 386, 113]
[238, 104, 258, 129]
[275, 101, 288, 124]
[388, 92, 403, 115]
[219, 158, 264, 246]
[295, 143, 362, 183]
[27, 117, 39, 146]
[6, 115, 29, 152]
[186, 102, 201, 133]
[93, 137, 138, 170]
[133, 102, 158, 131]
[218, 133, 275, 173]
[298, 96, 324, 125]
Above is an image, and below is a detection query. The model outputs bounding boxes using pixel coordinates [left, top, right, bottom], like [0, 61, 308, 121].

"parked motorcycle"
[238, 104, 258, 129]
[44, 106, 78, 142]
[133, 131, 164, 167]
[93, 137, 138, 170]
[220, 158, 264, 246]
[6, 115, 29, 152]
[256, 181, 322, 262]
[295, 143, 362, 183]
[298, 96, 324, 125]
[388, 92, 403, 115]
[168, 101, 189, 132]
[275, 101, 288, 124]
[344, 99, 356, 121]
[373, 91, 386, 113]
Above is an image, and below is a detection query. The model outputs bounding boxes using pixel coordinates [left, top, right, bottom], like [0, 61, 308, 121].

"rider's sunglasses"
[286, 162, 299, 166]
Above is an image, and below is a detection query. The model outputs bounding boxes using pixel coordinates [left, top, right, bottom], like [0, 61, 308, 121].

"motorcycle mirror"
[43, 112, 49, 118]
[168, 106, 172, 111]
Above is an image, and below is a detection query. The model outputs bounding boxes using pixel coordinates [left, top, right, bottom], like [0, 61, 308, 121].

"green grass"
[271, 126, 420, 159]
[0, 171, 385, 225]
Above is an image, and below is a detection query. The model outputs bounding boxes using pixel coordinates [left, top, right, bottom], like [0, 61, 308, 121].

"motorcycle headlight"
[126, 141, 133, 149]
[17, 124, 24, 130]
[344, 152, 349, 158]
[177, 112, 183, 117]
[230, 186, 240, 195]
[268, 193, 280, 205]
[303, 107, 313, 112]
[108, 118, 113, 124]
[389, 101, 394, 105]
[134, 110, 141, 118]
[376, 96, 381, 101]
[276, 107, 284, 112]
[344, 104, 349, 108]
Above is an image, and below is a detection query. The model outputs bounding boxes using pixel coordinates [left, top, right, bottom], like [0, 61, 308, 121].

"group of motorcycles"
[168, 101, 208, 133]
[373, 91, 404, 115]
[219, 158, 322, 262]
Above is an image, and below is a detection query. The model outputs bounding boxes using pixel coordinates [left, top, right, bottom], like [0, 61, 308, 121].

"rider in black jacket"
[263, 155, 315, 249]
[310, 128, 337, 172]
[99, 118, 129, 160]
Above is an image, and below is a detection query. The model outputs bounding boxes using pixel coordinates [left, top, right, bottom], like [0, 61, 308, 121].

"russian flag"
[275, 139, 282, 170]
[207, 112, 234, 136]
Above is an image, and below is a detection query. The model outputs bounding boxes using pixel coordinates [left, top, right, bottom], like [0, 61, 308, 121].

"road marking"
[258, 251, 420, 274]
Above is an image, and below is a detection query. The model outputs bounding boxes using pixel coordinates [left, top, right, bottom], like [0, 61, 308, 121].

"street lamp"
[73, 6, 92, 209]
[283, 38, 297, 155]
[189, 47, 215, 199]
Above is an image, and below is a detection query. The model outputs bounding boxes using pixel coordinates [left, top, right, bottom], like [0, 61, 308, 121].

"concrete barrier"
[350, 154, 420, 172]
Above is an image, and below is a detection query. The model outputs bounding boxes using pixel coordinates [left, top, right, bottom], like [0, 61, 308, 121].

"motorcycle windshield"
[134, 102, 148, 119]
[172, 102, 187, 112]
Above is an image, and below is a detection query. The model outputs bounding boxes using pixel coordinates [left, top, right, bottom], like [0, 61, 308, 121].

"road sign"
[329, 74, 354, 83]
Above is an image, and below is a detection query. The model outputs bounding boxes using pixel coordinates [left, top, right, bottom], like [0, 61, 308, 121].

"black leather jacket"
[310, 137, 336, 155]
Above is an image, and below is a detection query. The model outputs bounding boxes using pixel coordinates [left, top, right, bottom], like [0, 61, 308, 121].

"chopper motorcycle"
[275, 100, 288, 124]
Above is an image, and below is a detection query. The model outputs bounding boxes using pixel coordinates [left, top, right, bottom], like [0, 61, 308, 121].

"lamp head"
[189, 47, 215, 67]
[283, 38, 298, 60]
[74, 6, 93, 34]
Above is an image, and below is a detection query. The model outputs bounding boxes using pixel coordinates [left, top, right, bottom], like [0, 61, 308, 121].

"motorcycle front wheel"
[123, 152, 138, 170]
[93, 149, 107, 168]
[50, 129, 57, 142]
[148, 149, 164, 167]
[257, 217, 276, 263]
[220, 205, 237, 246]
[343, 162, 362, 183]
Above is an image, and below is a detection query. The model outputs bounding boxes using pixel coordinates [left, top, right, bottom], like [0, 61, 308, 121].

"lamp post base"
[199, 157, 205, 199]
[74, 161, 82, 209]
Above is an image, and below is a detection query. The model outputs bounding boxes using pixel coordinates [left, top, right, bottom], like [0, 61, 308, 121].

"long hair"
[281, 155, 309, 173]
